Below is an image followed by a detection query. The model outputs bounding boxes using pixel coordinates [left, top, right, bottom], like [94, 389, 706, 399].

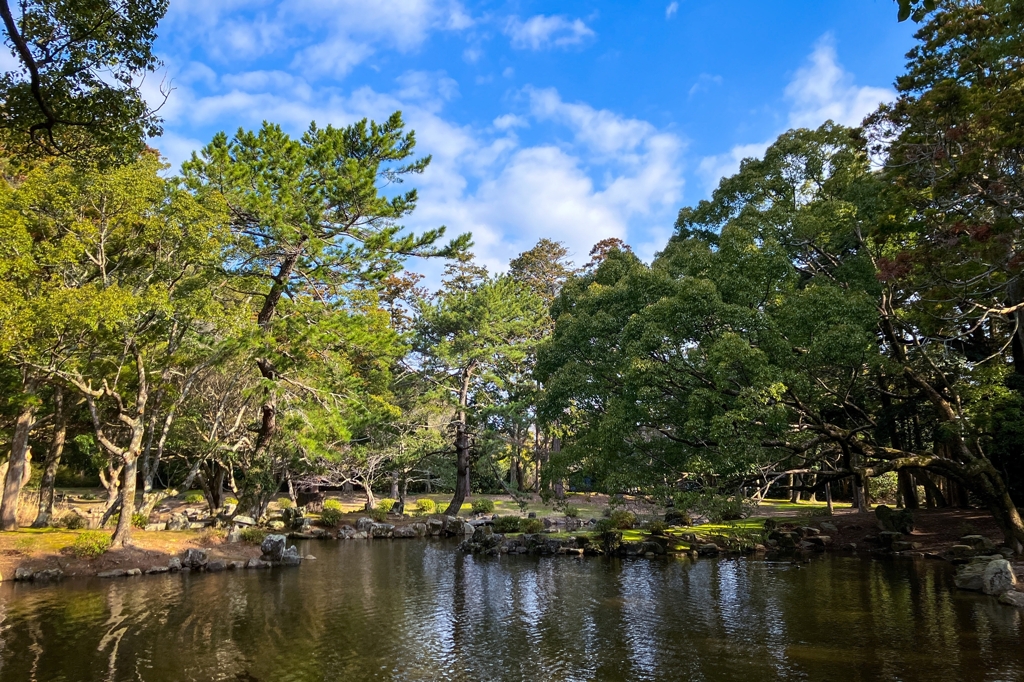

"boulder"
[356, 517, 375, 532]
[462, 522, 475, 536]
[412, 523, 428, 537]
[664, 509, 691, 526]
[998, 591, 1024, 608]
[982, 559, 1017, 596]
[697, 543, 721, 556]
[960, 535, 997, 552]
[207, 561, 227, 572]
[875, 505, 914, 534]
[32, 568, 64, 582]
[97, 569, 127, 578]
[891, 541, 920, 552]
[167, 557, 182, 571]
[166, 513, 188, 531]
[370, 523, 395, 538]
[877, 531, 903, 550]
[144, 523, 166, 532]
[180, 548, 209, 570]
[949, 544, 977, 559]
[125, 568, 142, 576]
[229, 561, 246, 570]
[640, 541, 666, 556]
[246, 558, 270, 569]
[954, 562, 988, 591]
[393, 525, 417, 538]
[820, 522, 838, 533]
[280, 546, 302, 566]
[472, 526, 493, 543]
[427, 519, 443, 536]
[267, 520, 286, 530]
[260, 534, 288, 562]
[565, 517, 582, 532]
[799, 527, 820, 537]
[145, 566, 169, 574]
[14, 567, 33, 581]
[233, 515, 256, 527]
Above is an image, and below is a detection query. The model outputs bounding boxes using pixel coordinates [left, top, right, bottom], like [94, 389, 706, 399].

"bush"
[61, 514, 87, 530]
[225, 497, 239, 506]
[415, 498, 437, 515]
[68, 531, 111, 558]
[378, 498, 396, 513]
[240, 527, 268, 544]
[131, 512, 148, 529]
[320, 508, 344, 527]
[277, 497, 293, 510]
[369, 506, 388, 523]
[521, 518, 544, 534]
[869, 471, 899, 504]
[647, 520, 668, 536]
[323, 499, 343, 511]
[494, 516, 522, 533]
[471, 498, 495, 514]
[593, 518, 614, 533]
[610, 510, 636, 529]
[563, 505, 580, 518]
[192, 528, 226, 546]
[184, 491, 204, 505]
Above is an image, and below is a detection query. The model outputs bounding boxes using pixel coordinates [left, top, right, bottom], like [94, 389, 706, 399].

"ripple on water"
[0, 544, 1020, 681]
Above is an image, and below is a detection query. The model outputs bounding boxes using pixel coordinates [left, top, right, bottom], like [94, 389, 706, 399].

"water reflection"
[0, 542, 1020, 681]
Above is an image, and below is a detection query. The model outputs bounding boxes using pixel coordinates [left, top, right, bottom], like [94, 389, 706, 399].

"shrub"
[369, 506, 388, 523]
[494, 516, 522, 533]
[68, 531, 111, 558]
[593, 518, 614, 533]
[192, 528, 226, 546]
[869, 471, 899, 504]
[323, 499, 343, 511]
[61, 514, 87, 530]
[131, 512, 148, 529]
[563, 505, 580, 518]
[184, 491, 204, 505]
[647, 520, 668, 536]
[471, 498, 495, 514]
[225, 497, 239, 506]
[415, 498, 437, 515]
[320, 508, 344, 527]
[378, 498, 396, 513]
[610, 510, 636, 530]
[277, 497, 293, 510]
[521, 518, 544, 534]
[240, 527, 268, 544]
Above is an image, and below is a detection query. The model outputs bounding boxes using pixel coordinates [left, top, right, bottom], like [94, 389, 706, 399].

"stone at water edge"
[167, 557, 182, 571]
[370, 523, 395, 538]
[207, 561, 227, 572]
[180, 548, 209, 570]
[145, 566, 169, 574]
[960, 535, 998, 552]
[14, 567, 32, 581]
[820, 522, 838, 533]
[260, 534, 287, 562]
[355, 517, 374, 533]
[97, 569, 128, 578]
[462, 523, 475, 536]
[246, 558, 270, 569]
[955, 561, 991, 591]
[982, 559, 1017, 596]
[998, 591, 1024, 608]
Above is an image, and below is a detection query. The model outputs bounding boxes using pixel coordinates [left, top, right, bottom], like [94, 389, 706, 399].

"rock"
[246, 558, 270, 569]
[355, 517, 374, 532]
[125, 568, 142, 576]
[14, 567, 33, 581]
[998, 591, 1024, 608]
[891, 541, 920, 552]
[229, 561, 246, 570]
[353, 531, 368, 540]
[776, 532, 798, 549]
[664, 509, 690, 526]
[32, 568, 64, 582]
[949, 544, 977, 559]
[233, 515, 256, 527]
[226, 528, 242, 543]
[427, 519, 443, 536]
[267, 520, 286, 531]
[370, 523, 395, 538]
[180, 548, 209, 570]
[640, 541, 666, 556]
[144, 523, 166, 532]
[260, 534, 288, 561]
[799, 527, 820, 537]
[697, 543, 721, 556]
[462, 522, 475, 536]
[960, 535, 997, 552]
[954, 562, 988, 591]
[841, 543, 857, 552]
[412, 523, 428, 537]
[565, 517, 582, 532]
[472, 526, 492, 543]
[145, 566, 169, 574]
[167, 557, 182, 571]
[807, 536, 832, 549]
[877, 531, 903, 550]
[875, 505, 914, 534]
[527, 512, 537, 518]
[304, 555, 316, 560]
[820, 522, 838, 533]
[166, 513, 188, 531]
[207, 561, 227, 572]
[280, 546, 302, 566]
[393, 525, 417, 538]
[982, 559, 1017, 596]
[97, 569, 127, 578]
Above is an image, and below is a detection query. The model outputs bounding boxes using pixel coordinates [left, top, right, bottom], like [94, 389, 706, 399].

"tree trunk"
[390, 472, 399, 500]
[33, 386, 67, 527]
[444, 421, 471, 516]
[111, 456, 138, 547]
[898, 469, 918, 510]
[0, 393, 37, 530]
[788, 474, 799, 504]
[825, 481, 834, 515]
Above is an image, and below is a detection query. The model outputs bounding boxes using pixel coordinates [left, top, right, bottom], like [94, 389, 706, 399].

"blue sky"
[147, 0, 917, 276]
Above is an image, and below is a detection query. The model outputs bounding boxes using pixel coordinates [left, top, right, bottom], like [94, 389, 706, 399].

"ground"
[1, 488, 1019, 580]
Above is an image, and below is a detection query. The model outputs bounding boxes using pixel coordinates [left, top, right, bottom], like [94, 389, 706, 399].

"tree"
[0, 0, 168, 162]
[415, 257, 547, 515]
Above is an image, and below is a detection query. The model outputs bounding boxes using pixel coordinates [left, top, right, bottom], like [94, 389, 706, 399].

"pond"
[0, 540, 1021, 681]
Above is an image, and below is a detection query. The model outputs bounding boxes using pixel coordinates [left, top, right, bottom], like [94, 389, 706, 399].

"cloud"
[785, 35, 893, 128]
[666, 2, 679, 19]
[493, 114, 528, 130]
[526, 86, 655, 157]
[505, 15, 595, 50]
[697, 35, 894, 191]
[688, 73, 722, 97]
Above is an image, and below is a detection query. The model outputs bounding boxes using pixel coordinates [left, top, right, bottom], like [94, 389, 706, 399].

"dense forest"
[1, 0, 1023, 553]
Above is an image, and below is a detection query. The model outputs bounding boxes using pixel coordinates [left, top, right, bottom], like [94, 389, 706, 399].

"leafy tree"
[0, 0, 168, 162]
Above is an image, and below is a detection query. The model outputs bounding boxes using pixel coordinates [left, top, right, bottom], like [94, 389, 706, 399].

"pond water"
[0, 540, 1021, 681]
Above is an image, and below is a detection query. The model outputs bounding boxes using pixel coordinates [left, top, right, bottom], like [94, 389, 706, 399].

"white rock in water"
[982, 559, 1017, 596]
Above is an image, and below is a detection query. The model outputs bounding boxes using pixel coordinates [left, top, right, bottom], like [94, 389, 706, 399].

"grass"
[755, 499, 831, 513]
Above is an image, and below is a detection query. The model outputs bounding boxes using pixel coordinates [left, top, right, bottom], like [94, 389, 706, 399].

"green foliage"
[562, 505, 580, 518]
[647, 520, 669, 536]
[493, 516, 522, 533]
[323, 499, 343, 511]
[319, 508, 344, 527]
[277, 498, 293, 510]
[676, 492, 753, 523]
[377, 499, 396, 513]
[593, 518, 614, 534]
[521, 518, 544, 534]
[239, 527, 268, 545]
[61, 514, 86, 530]
[131, 513, 148, 529]
[184, 492, 204, 505]
[369, 507, 388, 523]
[609, 510, 636, 530]
[869, 472, 899, 504]
[225, 497, 239, 506]
[415, 498, 437, 515]
[471, 498, 495, 514]
[68, 531, 111, 558]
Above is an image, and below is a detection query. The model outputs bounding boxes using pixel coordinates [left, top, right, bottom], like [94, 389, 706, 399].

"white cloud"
[505, 15, 595, 50]
[688, 73, 722, 97]
[697, 35, 894, 191]
[785, 35, 893, 128]
[526, 86, 655, 157]
[493, 114, 528, 130]
[666, 2, 679, 19]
